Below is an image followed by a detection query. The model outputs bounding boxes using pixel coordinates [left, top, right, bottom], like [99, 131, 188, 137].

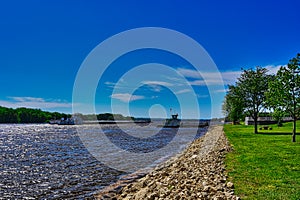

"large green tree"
[225, 67, 271, 133]
[266, 53, 300, 142]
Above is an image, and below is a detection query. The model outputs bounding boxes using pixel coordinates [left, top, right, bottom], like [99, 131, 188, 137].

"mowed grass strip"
[224, 122, 300, 200]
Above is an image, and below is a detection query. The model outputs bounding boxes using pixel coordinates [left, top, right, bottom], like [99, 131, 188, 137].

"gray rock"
[95, 126, 241, 200]
[226, 181, 234, 188]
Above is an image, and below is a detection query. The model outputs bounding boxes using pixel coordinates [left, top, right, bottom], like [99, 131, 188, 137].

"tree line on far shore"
[73, 113, 133, 121]
[0, 106, 134, 124]
[223, 53, 300, 142]
[0, 106, 71, 123]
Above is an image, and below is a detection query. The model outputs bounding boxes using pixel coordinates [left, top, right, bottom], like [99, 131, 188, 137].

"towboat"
[163, 114, 181, 128]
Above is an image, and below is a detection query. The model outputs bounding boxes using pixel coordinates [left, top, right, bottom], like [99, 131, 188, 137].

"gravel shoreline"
[96, 125, 240, 200]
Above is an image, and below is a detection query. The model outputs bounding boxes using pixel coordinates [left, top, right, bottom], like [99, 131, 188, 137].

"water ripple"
[0, 123, 206, 199]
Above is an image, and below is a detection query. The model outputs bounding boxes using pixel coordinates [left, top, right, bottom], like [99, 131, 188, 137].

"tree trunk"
[254, 114, 258, 134]
[292, 116, 296, 142]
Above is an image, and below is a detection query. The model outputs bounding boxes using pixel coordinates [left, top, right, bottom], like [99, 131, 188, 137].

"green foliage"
[222, 85, 245, 123]
[0, 106, 69, 123]
[0, 106, 134, 123]
[0, 107, 18, 123]
[272, 108, 287, 126]
[266, 53, 300, 141]
[75, 113, 134, 121]
[97, 113, 114, 120]
[97, 113, 133, 120]
[257, 112, 272, 117]
[224, 123, 300, 200]
[223, 67, 271, 133]
[266, 53, 300, 116]
[224, 53, 300, 137]
[75, 114, 97, 121]
[238, 67, 272, 133]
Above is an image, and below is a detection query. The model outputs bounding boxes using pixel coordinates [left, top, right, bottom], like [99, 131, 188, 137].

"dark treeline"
[74, 113, 133, 121]
[0, 106, 134, 123]
[0, 106, 71, 123]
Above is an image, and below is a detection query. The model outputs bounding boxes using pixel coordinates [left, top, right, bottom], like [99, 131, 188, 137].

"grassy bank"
[224, 122, 300, 200]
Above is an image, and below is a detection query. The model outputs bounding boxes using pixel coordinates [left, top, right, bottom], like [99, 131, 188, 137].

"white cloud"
[104, 81, 126, 89]
[177, 65, 284, 86]
[142, 81, 173, 87]
[222, 65, 284, 84]
[141, 81, 174, 93]
[175, 89, 192, 94]
[104, 79, 127, 89]
[221, 65, 283, 85]
[177, 68, 226, 86]
[189, 79, 224, 86]
[148, 85, 163, 92]
[104, 81, 116, 88]
[111, 93, 145, 103]
[188, 80, 204, 85]
[177, 68, 202, 79]
[265, 65, 285, 75]
[9, 96, 45, 102]
[0, 97, 72, 109]
[213, 89, 229, 93]
[219, 71, 242, 85]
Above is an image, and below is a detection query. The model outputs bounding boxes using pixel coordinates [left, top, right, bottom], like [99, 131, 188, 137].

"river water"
[0, 123, 207, 199]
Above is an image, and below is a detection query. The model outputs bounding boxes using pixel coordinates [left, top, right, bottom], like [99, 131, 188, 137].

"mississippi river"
[0, 123, 206, 199]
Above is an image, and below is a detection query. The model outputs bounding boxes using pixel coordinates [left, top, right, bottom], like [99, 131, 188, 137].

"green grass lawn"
[224, 121, 300, 200]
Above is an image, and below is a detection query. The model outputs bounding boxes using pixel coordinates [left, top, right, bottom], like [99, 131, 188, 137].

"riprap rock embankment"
[97, 125, 240, 200]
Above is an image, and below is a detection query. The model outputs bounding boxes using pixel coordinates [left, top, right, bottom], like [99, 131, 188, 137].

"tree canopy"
[222, 85, 244, 124]
[266, 53, 300, 142]
[0, 106, 134, 124]
[224, 53, 300, 142]
[0, 106, 70, 123]
[223, 67, 271, 133]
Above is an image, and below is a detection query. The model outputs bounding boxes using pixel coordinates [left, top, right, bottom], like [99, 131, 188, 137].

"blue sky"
[0, 0, 299, 119]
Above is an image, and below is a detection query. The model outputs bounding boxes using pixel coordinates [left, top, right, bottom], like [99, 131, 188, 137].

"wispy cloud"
[175, 89, 192, 94]
[178, 67, 238, 86]
[142, 81, 173, 87]
[104, 81, 116, 88]
[110, 93, 145, 103]
[148, 85, 162, 92]
[177, 68, 225, 86]
[10, 96, 45, 102]
[221, 65, 283, 85]
[141, 81, 174, 92]
[178, 65, 283, 86]
[213, 89, 229, 93]
[265, 64, 285, 75]
[219, 71, 242, 85]
[0, 96, 72, 109]
[177, 68, 202, 79]
[188, 79, 224, 86]
[104, 79, 126, 89]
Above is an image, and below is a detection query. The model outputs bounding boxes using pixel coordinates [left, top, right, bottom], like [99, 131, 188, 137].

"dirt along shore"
[96, 125, 240, 200]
